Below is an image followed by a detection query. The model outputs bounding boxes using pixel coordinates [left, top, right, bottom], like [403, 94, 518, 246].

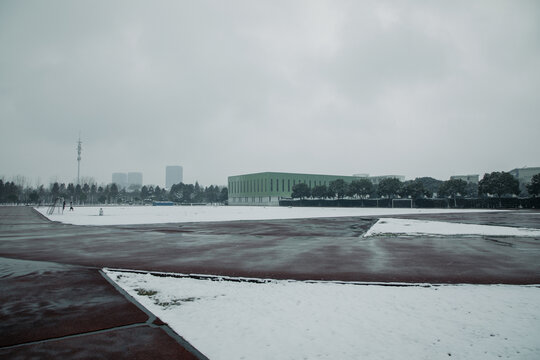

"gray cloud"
[1, 0, 539, 186]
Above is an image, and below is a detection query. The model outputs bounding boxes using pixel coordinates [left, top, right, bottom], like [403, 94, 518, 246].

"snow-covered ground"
[36, 205, 498, 226]
[364, 218, 540, 237]
[105, 269, 540, 360]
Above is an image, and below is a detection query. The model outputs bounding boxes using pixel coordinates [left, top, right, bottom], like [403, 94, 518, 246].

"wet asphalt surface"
[1, 206, 539, 358]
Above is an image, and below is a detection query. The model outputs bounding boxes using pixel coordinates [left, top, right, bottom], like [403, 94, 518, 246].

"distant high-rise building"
[166, 166, 183, 188]
[112, 172, 143, 190]
[127, 172, 143, 188]
[112, 173, 128, 189]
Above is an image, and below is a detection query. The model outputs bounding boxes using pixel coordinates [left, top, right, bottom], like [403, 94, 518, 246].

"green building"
[228, 172, 361, 206]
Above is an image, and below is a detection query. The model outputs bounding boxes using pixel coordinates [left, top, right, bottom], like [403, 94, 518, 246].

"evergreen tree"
[439, 179, 467, 207]
[109, 183, 119, 202]
[6, 182, 19, 203]
[400, 180, 429, 203]
[29, 190, 39, 203]
[291, 183, 310, 199]
[90, 184, 97, 204]
[204, 185, 220, 203]
[59, 183, 66, 198]
[479, 172, 520, 198]
[140, 185, 149, 200]
[219, 187, 228, 203]
[311, 184, 329, 199]
[347, 179, 373, 199]
[37, 185, 45, 203]
[51, 182, 60, 199]
[67, 183, 75, 198]
[479, 172, 520, 207]
[526, 173, 540, 197]
[193, 182, 202, 202]
[75, 184, 82, 202]
[154, 186, 162, 200]
[184, 184, 195, 202]
[169, 183, 183, 202]
[377, 178, 402, 198]
[413, 177, 442, 197]
[329, 179, 348, 199]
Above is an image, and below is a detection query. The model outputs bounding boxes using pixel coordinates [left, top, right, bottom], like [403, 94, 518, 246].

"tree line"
[0, 179, 228, 205]
[290, 172, 540, 205]
[1, 171, 538, 205]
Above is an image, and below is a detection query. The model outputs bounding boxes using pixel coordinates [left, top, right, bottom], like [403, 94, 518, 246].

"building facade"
[113, 172, 143, 189]
[112, 173, 127, 189]
[450, 174, 479, 184]
[127, 172, 143, 188]
[166, 166, 183, 189]
[228, 172, 403, 206]
[509, 167, 540, 195]
[366, 175, 406, 185]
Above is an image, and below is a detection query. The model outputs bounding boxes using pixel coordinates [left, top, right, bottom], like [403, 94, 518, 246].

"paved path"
[0, 207, 204, 359]
[1, 206, 540, 358]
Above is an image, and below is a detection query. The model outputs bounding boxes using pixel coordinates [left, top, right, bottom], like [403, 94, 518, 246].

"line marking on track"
[100, 269, 210, 360]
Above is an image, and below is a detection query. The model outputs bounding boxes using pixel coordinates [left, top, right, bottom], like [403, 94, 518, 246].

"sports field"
[1, 206, 539, 359]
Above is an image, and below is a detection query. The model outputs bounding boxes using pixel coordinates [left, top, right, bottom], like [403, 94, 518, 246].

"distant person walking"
[62, 200, 66, 214]
[69, 201, 74, 211]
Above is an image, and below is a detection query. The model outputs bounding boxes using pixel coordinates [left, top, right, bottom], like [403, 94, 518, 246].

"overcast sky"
[1, 1, 539, 187]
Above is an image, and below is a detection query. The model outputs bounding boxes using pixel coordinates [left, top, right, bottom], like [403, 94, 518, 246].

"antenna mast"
[77, 135, 82, 185]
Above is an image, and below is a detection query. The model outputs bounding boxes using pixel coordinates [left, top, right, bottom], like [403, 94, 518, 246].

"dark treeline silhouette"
[1, 171, 538, 207]
[291, 177, 468, 203]
[168, 183, 228, 204]
[0, 179, 228, 205]
[288, 171, 539, 208]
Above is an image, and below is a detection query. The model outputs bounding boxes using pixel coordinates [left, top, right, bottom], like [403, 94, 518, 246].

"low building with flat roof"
[450, 175, 479, 184]
[228, 172, 404, 206]
[367, 175, 405, 185]
[509, 167, 540, 195]
[228, 172, 358, 206]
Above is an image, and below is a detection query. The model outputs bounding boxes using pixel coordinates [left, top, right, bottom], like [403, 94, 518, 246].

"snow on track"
[363, 218, 540, 237]
[105, 269, 540, 360]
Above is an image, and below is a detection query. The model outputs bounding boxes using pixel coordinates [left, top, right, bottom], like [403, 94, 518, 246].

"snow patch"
[363, 218, 540, 237]
[104, 269, 540, 360]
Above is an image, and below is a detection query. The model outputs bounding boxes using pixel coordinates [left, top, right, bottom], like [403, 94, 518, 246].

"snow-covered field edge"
[363, 217, 540, 237]
[103, 268, 540, 360]
[103, 267, 540, 288]
[34, 205, 502, 226]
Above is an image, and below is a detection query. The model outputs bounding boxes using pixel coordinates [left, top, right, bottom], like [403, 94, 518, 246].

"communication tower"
[77, 135, 82, 185]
